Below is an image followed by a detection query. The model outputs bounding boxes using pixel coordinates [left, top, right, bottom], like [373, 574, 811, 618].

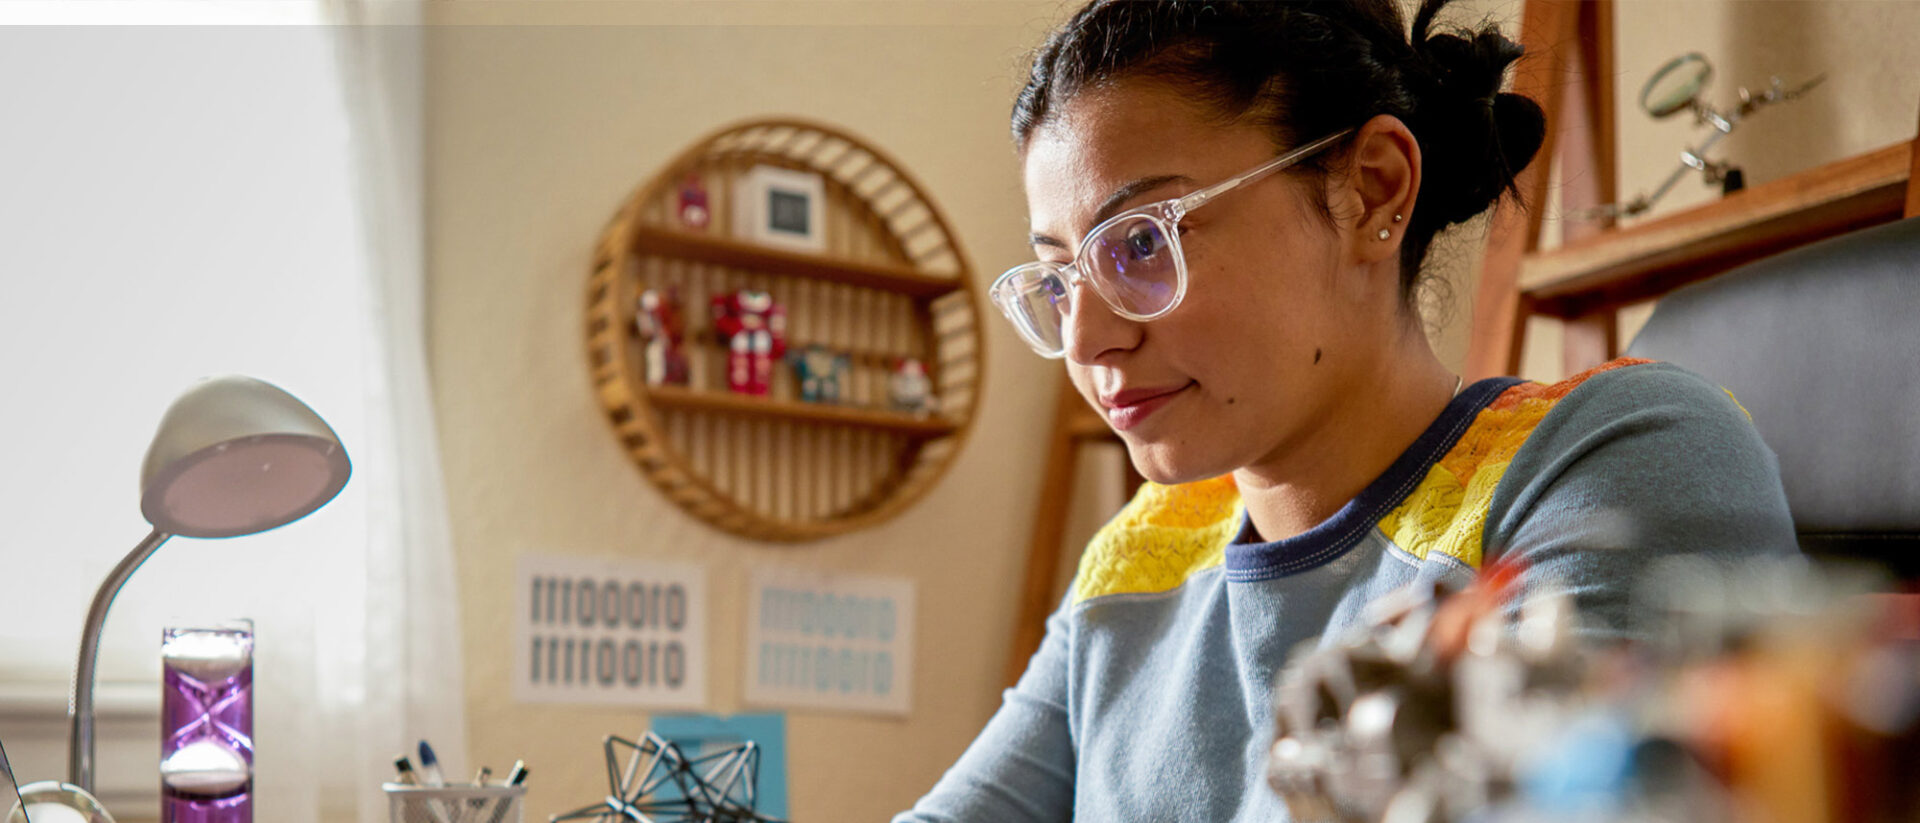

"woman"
[897, 1, 1797, 820]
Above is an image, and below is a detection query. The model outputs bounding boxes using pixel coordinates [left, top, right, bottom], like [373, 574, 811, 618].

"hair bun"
[1490, 91, 1547, 187]
[1408, 0, 1546, 226]
[1419, 29, 1516, 107]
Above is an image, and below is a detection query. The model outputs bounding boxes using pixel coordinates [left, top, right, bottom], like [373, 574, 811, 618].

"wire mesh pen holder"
[383, 784, 526, 823]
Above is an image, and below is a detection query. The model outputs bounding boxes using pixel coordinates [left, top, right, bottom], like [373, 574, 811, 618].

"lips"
[1098, 382, 1192, 432]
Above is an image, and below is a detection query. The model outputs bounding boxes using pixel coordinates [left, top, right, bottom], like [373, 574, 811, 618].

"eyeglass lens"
[1005, 268, 1069, 353]
[1087, 215, 1179, 317]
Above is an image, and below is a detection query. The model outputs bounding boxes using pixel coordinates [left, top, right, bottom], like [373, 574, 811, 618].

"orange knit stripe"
[1486, 357, 1651, 411]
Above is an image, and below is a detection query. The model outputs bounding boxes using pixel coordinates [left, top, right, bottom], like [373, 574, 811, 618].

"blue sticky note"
[650, 712, 788, 818]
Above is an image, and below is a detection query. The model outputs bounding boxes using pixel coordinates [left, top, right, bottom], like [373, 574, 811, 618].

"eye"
[1124, 224, 1166, 260]
[1041, 271, 1068, 299]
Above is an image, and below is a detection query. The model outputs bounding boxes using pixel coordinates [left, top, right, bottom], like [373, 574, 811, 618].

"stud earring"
[1392, 213, 1404, 223]
[1377, 228, 1391, 241]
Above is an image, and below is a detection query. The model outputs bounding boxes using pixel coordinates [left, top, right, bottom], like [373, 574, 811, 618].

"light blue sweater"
[895, 360, 1798, 822]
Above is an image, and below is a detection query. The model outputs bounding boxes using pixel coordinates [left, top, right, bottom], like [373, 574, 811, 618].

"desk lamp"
[14, 376, 351, 823]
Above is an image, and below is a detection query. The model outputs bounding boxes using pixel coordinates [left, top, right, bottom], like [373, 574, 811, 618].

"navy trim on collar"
[1224, 376, 1526, 582]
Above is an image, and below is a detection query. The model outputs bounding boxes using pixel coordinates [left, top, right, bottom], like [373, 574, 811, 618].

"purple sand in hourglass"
[160, 626, 254, 823]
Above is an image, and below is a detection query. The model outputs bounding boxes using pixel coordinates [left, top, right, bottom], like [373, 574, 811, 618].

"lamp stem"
[68, 527, 172, 792]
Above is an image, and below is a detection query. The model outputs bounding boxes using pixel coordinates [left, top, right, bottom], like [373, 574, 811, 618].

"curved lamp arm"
[68, 528, 172, 791]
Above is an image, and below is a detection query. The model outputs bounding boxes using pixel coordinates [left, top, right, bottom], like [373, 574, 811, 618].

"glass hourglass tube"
[159, 623, 253, 823]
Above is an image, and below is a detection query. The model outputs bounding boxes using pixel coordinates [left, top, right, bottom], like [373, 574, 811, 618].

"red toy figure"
[676, 173, 711, 231]
[889, 357, 936, 415]
[636, 287, 690, 386]
[711, 289, 787, 395]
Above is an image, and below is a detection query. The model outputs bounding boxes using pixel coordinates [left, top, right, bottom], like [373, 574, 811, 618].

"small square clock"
[734, 165, 826, 252]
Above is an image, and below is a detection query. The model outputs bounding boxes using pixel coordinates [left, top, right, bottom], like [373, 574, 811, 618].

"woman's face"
[1022, 78, 1400, 485]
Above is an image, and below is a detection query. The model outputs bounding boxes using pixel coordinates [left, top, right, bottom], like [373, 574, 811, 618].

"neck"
[1232, 335, 1456, 543]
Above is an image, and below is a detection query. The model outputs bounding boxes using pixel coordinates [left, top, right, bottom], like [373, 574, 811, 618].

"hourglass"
[160, 623, 254, 823]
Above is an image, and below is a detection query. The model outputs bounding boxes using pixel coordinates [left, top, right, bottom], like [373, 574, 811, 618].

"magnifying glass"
[1640, 52, 1714, 119]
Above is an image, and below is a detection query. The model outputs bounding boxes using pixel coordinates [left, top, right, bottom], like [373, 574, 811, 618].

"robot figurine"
[676, 173, 711, 231]
[711, 289, 787, 396]
[635, 287, 690, 387]
[888, 357, 936, 415]
[790, 345, 850, 404]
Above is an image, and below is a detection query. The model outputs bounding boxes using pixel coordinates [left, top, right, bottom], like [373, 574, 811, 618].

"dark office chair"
[1624, 216, 1920, 579]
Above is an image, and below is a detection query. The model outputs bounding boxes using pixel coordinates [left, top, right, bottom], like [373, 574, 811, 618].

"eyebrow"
[1028, 173, 1192, 249]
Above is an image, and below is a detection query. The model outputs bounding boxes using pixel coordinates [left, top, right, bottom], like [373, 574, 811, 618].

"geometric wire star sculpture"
[550, 732, 785, 823]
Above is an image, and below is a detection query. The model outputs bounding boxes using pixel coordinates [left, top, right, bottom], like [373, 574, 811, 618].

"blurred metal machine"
[1266, 558, 1920, 823]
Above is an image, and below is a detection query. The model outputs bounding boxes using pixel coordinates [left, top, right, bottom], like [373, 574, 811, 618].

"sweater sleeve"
[1484, 362, 1800, 638]
[891, 597, 1076, 823]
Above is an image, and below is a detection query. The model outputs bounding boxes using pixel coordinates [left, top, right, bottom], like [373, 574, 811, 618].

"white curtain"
[322, 6, 472, 823]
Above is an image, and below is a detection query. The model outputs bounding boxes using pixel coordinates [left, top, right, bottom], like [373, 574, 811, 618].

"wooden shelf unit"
[585, 118, 986, 542]
[1519, 140, 1914, 320]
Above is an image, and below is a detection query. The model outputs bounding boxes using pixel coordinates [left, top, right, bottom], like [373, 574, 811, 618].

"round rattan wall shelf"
[586, 118, 985, 542]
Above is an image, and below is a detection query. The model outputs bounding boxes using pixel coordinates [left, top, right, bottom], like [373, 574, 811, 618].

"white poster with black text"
[744, 568, 914, 716]
[514, 553, 706, 708]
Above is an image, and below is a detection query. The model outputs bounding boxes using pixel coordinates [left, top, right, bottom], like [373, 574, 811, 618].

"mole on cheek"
[1313, 348, 1322, 365]
[1226, 397, 1236, 405]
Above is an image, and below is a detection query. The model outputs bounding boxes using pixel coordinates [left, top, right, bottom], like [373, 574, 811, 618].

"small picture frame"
[733, 165, 826, 252]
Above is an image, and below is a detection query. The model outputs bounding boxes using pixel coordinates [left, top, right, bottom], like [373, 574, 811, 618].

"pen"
[394, 756, 419, 786]
[463, 767, 493, 823]
[414, 742, 454, 823]
[484, 761, 528, 823]
[417, 741, 447, 787]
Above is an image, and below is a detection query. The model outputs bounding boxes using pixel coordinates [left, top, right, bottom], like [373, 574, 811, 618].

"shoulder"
[1453, 359, 1755, 469]
[1070, 476, 1240, 606]
[1500, 358, 1767, 473]
[1472, 359, 1797, 635]
[1528, 358, 1753, 427]
[1406, 360, 1681, 513]
[1375, 360, 1667, 570]
[1482, 357, 1795, 558]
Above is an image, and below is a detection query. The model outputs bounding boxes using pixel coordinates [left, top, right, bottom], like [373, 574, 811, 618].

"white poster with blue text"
[514, 553, 707, 708]
[744, 568, 914, 716]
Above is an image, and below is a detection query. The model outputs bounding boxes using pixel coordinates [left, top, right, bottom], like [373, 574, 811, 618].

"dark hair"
[1012, 0, 1546, 303]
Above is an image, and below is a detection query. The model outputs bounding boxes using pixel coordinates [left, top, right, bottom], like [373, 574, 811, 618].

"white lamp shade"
[138, 376, 351, 538]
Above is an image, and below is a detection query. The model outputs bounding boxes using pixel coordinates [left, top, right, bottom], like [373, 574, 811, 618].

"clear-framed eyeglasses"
[989, 128, 1354, 358]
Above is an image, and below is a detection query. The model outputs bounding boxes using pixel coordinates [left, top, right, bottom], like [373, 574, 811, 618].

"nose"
[1061, 274, 1142, 364]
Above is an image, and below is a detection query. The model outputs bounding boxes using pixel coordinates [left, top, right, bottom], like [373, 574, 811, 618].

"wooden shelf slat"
[1518, 139, 1913, 316]
[646, 385, 959, 438]
[630, 225, 964, 299]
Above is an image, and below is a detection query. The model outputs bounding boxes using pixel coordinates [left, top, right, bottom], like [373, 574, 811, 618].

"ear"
[1334, 114, 1421, 266]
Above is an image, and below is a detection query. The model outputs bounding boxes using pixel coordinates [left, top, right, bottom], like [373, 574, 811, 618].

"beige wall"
[425, 4, 1072, 821]
[426, 2, 1917, 820]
